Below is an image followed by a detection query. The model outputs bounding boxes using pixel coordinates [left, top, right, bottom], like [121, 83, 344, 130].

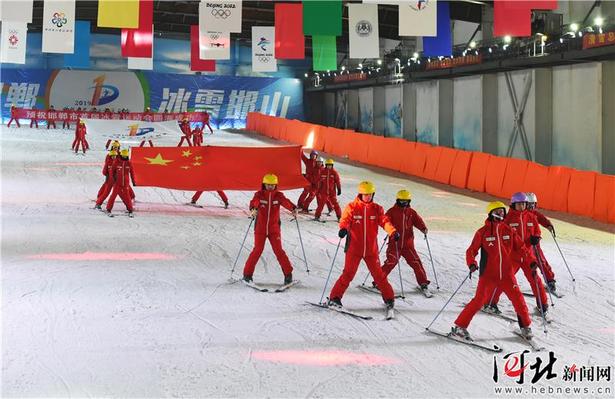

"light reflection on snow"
[252, 350, 400, 366]
[26, 252, 178, 261]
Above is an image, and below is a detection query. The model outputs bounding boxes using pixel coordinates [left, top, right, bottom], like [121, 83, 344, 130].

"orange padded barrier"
[520, 162, 550, 207]
[345, 132, 371, 162]
[485, 155, 509, 198]
[593, 174, 615, 223]
[542, 166, 573, 212]
[450, 150, 473, 189]
[423, 146, 444, 181]
[367, 137, 410, 172]
[434, 147, 458, 184]
[567, 170, 597, 218]
[501, 158, 530, 200]
[403, 142, 430, 177]
[467, 152, 492, 192]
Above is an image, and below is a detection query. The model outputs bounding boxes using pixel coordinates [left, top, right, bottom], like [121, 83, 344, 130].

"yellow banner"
[97, 0, 139, 28]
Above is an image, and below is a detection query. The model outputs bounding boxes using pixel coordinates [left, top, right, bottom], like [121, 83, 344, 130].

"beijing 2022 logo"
[52, 12, 67, 28]
[355, 20, 372, 37]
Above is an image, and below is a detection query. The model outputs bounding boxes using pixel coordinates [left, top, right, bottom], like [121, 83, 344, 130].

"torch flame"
[305, 130, 315, 149]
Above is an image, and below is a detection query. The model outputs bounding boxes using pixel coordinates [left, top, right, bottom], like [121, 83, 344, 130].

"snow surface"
[1, 126, 614, 398]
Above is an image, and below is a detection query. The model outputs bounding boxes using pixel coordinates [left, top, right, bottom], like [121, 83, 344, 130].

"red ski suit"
[455, 219, 534, 328]
[192, 126, 204, 146]
[7, 106, 20, 127]
[297, 153, 319, 209]
[381, 205, 430, 286]
[489, 209, 548, 309]
[177, 121, 193, 146]
[72, 124, 89, 153]
[106, 158, 135, 212]
[202, 113, 214, 134]
[243, 189, 296, 278]
[329, 197, 397, 302]
[46, 109, 56, 129]
[314, 167, 342, 219]
[529, 209, 556, 282]
[192, 190, 228, 205]
[96, 154, 117, 205]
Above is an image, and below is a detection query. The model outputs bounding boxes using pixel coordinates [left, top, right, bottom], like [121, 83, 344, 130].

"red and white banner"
[1, 21, 27, 64]
[42, 0, 76, 53]
[190, 25, 216, 71]
[274, 3, 304, 60]
[121, 0, 153, 57]
[10, 108, 211, 123]
[82, 119, 183, 140]
[583, 32, 615, 49]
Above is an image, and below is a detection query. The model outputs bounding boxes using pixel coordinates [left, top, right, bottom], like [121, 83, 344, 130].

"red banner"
[12, 108, 210, 123]
[494, 0, 532, 37]
[190, 25, 216, 72]
[275, 3, 305, 60]
[333, 72, 368, 83]
[121, 0, 153, 58]
[425, 54, 482, 70]
[583, 32, 615, 49]
[132, 145, 306, 191]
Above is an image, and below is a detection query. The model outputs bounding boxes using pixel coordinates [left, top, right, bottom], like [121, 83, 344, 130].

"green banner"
[312, 35, 337, 71]
[303, 0, 342, 36]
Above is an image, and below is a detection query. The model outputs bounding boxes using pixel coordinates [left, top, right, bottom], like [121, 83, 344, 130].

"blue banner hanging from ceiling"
[0, 69, 304, 128]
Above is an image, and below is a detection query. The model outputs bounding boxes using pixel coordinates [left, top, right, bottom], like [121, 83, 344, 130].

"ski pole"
[550, 231, 575, 282]
[426, 272, 471, 331]
[361, 236, 388, 286]
[425, 234, 440, 290]
[532, 269, 549, 334]
[533, 245, 555, 307]
[230, 217, 254, 278]
[395, 240, 405, 299]
[319, 237, 342, 305]
[294, 216, 310, 274]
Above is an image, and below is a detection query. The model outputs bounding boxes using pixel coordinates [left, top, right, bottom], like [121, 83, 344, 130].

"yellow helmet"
[358, 181, 376, 194]
[262, 173, 278, 185]
[325, 158, 334, 166]
[111, 140, 120, 148]
[108, 150, 118, 157]
[120, 149, 130, 157]
[79, 120, 85, 125]
[396, 189, 412, 200]
[486, 201, 507, 215]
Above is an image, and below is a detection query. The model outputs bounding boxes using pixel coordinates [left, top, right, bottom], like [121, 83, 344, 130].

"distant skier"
[379, 190, 431, 293]
[72, 120, 89, 154]
[46, 105, 57, 129]
[177, 117, 193, 147]
[202, 111, 214, 134]
[7, 104, 20, 127]
[328, 181, 398, 311]
[94, 149, 119, 209]
[191, 191, 229, 208]
[105, 149, 136, 217]
[451, 201, 536, 341]
[526, 192, 557, 293]
[192, 125, 204, 147]
[243, 174, 297, 285]
[314, 159, 342, 222]
[29, 106, 39, 128]
[297, 150, 320, 210]
[62, 107, 71, 129]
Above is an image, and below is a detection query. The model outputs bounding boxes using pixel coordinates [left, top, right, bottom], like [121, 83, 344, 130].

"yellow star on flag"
[193, 161, 202, 166]
[145, 153, 174, 166]
[182, 150, 192, 158]
[181, 165, 190, 170]
[194, 155, 203, 160]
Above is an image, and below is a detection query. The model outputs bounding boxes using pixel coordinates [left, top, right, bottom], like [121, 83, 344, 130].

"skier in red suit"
[29, 106, 39, 128]
[451, 201, 536, 341]
[243, 174, 297, 285]
[105, 149, 136, 216]
[526, 192, 557, 292]
[379, 189, 431, 292]
[72, 120, 89, 154]
[46, 105, 57, 129]
[202, 111, 214, 134]
[328, 181, 398, 311]
[314, 159, 342, 221]
[94, 149, 119, 209]
[297, 150, 320, 210]
[7, 104, 20, 127]
[484, 192, 549, 316]
[192, 125, 204, 146]
[177, 118, 193, 147]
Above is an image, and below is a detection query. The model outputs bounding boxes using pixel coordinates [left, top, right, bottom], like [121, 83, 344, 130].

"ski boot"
[371, 281, 380, 291]
[483, 304, 502, 315]
[520, 327, 533, 339]
[190, 200, 197, 205]
[284, 273, 293, 285]
[128, 211, 134, 218]
[94, 204, 102, 210]
[451, 325, 472, 341]
[419, 283, 430, 293]
[314, 216, 321, 222]
[224, 202, 229, 209]
[242, 275, 253, 283]
[547, 280, 556, 293]
[327, 297, 343, 309]
[385, 299, 394, 310]
[535, 303, 549, 316]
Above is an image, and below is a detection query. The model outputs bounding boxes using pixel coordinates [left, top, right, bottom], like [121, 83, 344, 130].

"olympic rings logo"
[211, 8, 232, 19]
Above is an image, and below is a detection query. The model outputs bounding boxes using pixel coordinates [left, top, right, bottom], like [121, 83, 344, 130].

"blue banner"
[423, 1, 452, 57]
[0, 68, 304, 128]
[64, 21, 91, 68]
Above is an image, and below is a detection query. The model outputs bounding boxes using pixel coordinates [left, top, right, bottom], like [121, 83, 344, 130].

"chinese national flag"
[131, 145, 307, 191]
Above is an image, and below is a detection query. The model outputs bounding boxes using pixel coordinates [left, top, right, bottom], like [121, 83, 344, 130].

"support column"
[534, 68, 553, 165]
[402, 82, 416, 141]
[438, 79, 453, 147]
[482, 74, 498, 154]
[373, 86, 385, 136]
[602, 61, 615, 174]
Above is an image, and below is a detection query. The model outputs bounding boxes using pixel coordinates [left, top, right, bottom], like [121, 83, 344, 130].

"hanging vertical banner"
[198, 28, 231, 60]
[199, 0, 242, 33]
[423, 0, 451, 56]
[121, 0, 153, 58]
[42, 0, 76, 54]
[399, 0, 437, 37]
[312, 35, 337, 71]
[274, 3, 304, 59]
[0, 0, 33, 23]
[190, 25, 216, 72]
[63, 20, 91, 68]
[1, 21, 27, 64]
[127, 26, 154, 70]
[97, 0, 139, 28]
[252, 26, 277, 72]
[348, 3, 379, 59]
[303, 0, 342, 36]
[493, 0, 531, 37]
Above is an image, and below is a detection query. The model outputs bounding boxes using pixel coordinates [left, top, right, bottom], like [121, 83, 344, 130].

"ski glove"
[337, 188, 341, 196]
[338, 228, 348, 238]
[469, 264, 478, 273]
[547, 225, 556, 237]
[250, 208, 257, 218]
[530, 235, 541, 246]
[392, 232, 401, 241]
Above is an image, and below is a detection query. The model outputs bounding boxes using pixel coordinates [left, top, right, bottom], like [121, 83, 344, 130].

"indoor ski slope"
[2, 126, 614, 397]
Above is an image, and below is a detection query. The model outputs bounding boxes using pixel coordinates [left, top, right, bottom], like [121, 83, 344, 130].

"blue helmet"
[511, 192, 528, 204]
[310, 150, 319, 157]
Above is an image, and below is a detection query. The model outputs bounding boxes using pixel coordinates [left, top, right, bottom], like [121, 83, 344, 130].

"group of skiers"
[94, 140, 136, 217]
[240, 149, 560, 342]
[177, 116, 214, 147]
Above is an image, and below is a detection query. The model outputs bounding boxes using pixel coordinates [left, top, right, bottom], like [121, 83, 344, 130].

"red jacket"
[76, 124, 87, 139]
[385, 205, 426, 250]
[102, 154, 117, 177]
[112, 158, 135, 187]
[250, 189, 295, 236]
[529, 209, 552, 229]
[339, 197, 396, 257]
[301, 153, 319, 179]
[505, 209, 541, 247]
[466, 219, 536, 281]
[10, 107, 18, 118]
[179, 121, 191, 136]
[317, 167, 341, 196]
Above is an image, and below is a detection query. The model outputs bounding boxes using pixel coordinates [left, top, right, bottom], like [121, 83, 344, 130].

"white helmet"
[526, 192, 538, 203]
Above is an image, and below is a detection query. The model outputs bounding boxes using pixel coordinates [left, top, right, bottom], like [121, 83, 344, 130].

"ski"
[417, 286, 434, 298]
[105, 211, 114, 218]
[240, 279, 269, 292]
[311, 218, 326, 224]
[426, 329, 503, 353]
[510, 327, 545, 351]
[385, 307, 395, 320]
[357, 284, 406, 299]
[186, 202, 204, 208]
[522, 290, 564, 299]
[274, 280, 300, 292]
[306, 302, 373, 320]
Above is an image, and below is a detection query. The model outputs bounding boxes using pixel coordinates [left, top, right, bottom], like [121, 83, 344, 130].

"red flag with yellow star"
[131, 145, 307, 190]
